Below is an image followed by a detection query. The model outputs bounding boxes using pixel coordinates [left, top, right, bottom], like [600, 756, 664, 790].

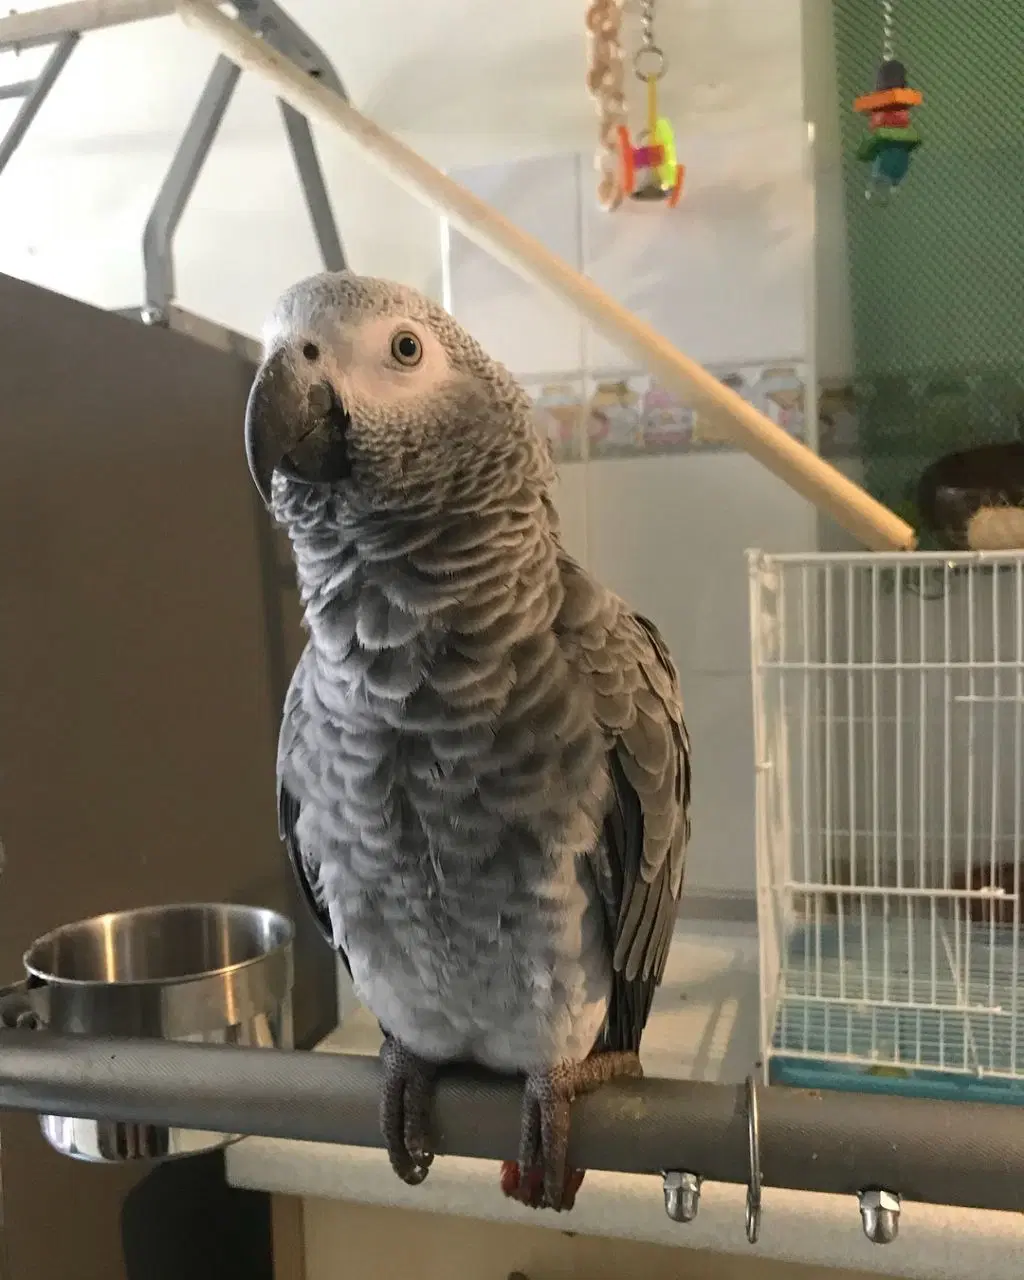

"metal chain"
[881, 0, 895, 60]
[639, 0, 656, 48]
[633, 0, 665, 81]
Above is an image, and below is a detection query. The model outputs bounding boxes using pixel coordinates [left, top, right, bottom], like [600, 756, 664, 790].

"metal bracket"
[112, 303, 262, 363]
[0, 33, 80, 176]
[0, 980, 46, 1031]
[140, 54, 242, 321]
[0, 0, 348, 320]
[142, 0, 348, 320]
[277, 100, 346, 275]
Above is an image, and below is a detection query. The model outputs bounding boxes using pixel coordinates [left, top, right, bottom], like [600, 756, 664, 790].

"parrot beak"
[244, 347, 353, 506]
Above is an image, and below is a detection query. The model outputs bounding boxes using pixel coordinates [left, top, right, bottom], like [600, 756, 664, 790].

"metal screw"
[140, 305, 165, 326]
[663, 1170, 702, 1222]
[858, 1188, 901, 1244]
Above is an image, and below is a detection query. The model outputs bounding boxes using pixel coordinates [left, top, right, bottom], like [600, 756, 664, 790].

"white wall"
[0, 0, 853, 900]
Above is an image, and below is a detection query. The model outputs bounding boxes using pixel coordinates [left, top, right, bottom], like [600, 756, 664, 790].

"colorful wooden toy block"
[854, 58, 922, 198]
[617, 62, 685, 206]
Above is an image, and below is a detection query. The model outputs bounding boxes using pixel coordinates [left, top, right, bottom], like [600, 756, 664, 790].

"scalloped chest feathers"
[294, 555, 615, 1073]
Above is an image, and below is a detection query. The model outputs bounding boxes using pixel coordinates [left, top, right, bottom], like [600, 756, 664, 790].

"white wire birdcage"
[749, 549, 1024, 1105]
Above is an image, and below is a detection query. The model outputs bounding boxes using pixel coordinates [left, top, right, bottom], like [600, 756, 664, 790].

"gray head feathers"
[247, 271, 552, 524]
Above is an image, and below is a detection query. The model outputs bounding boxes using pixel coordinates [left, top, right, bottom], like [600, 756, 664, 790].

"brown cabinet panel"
[0, 273, 336, 1280]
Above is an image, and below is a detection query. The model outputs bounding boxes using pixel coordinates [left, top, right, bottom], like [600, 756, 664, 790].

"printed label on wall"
[524, 362, 817, 463]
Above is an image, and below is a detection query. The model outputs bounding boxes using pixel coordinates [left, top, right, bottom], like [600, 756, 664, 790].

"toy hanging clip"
[616, 38, 684, 206]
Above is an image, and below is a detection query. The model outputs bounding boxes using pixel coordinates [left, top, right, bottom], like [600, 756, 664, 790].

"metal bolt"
[140, 306, 165, 327]
[663, 1170, 702, 1222]
[858, 1188, 901, 1244]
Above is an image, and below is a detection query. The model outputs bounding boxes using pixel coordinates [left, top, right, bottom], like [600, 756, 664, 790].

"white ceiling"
[0, 0, 805, 334]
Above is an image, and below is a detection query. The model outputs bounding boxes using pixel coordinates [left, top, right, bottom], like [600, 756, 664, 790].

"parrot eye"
[390, 330, 422, 367]
[302, 342, 320, 361]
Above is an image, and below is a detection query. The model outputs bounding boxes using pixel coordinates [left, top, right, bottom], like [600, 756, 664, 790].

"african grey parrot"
[244, 271, 692, 1211]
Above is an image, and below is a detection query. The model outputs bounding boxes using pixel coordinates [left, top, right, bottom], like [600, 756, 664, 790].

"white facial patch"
[322, 314, 452, 413]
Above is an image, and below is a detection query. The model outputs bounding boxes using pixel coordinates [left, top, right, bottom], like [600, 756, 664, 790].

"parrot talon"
[379, 1034, 438, 1186]
[515, 1051, 644, 1211]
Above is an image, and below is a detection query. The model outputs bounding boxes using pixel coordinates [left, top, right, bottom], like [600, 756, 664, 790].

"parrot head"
[244, 271, 539, 516]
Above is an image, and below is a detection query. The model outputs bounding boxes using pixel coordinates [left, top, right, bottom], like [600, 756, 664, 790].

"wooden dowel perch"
[176, 0, 915, 552]
[0, 0, 173, 50]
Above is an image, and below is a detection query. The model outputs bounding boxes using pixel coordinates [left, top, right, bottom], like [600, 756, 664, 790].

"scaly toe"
[403, 1081, 436, 1170]
[396, 1157, 431, 1186]
[542, 1166, 586, 1212]
[379, 1036, 437, 1186]
[517, 1166, 547, 1209]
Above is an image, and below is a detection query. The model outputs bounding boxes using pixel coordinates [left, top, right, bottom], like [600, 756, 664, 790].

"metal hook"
[745, 1075, 762, 1244]
[632, 44, 666, 81]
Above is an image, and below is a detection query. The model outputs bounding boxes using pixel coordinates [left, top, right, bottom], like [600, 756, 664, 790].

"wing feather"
[277, 646, 350, 972]
[560, 556, 693, 1053]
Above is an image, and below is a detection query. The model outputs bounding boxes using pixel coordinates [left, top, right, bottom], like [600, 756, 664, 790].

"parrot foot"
[379, 1033, 437, 1186]
[508, 1051, 644, 1212]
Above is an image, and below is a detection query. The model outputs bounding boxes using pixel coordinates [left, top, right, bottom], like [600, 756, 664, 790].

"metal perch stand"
[1, 1031, 1023, 1231]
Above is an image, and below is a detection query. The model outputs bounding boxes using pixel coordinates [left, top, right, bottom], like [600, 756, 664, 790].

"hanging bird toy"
[854, 0, 922, 202]
[616, 0, 685, 206]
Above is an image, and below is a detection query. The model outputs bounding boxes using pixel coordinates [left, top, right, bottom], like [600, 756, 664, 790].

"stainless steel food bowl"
[1, 902, 294, 1163]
